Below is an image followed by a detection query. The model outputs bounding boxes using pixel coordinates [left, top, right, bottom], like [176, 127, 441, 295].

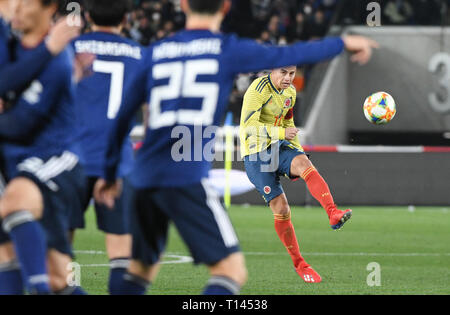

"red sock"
[273, 213, 304, 268]
[301, 167, 337, 217]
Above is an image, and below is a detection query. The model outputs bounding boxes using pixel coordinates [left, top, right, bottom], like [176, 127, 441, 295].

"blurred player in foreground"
[0, 0, 81, 295]
[95, 0, 377, 294]
[0, 0, 85, 294]
[70, 0, 143, 295]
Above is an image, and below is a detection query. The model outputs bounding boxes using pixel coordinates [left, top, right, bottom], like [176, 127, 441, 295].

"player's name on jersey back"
[152, 38, 221, 61]
[74, 40, 142, 60]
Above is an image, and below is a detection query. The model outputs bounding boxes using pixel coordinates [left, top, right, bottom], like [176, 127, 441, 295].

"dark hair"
[188, 0, 224, 15]
[85, 0, 131, 27]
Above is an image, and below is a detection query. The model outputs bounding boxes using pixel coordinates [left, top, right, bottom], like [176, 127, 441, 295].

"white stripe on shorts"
[17, 151, 78, 191]
[201, 178, 239, 248]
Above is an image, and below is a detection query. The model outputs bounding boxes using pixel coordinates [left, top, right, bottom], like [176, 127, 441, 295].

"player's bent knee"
[209, 252, 248, 286]
[0, 178, 43, 219]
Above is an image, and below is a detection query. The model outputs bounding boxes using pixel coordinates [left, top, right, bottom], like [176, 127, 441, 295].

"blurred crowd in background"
[123, 0, 448, 47]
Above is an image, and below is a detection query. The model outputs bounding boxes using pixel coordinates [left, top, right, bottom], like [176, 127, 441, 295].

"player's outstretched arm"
[0, 17, 80, 96]
[227, 35, 378, 75]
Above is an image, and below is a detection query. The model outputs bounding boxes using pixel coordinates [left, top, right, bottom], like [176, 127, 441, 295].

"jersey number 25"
[149, 59, 220, 129]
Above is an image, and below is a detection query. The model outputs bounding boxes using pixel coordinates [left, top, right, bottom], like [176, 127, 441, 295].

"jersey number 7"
[93, 60, 125, 120]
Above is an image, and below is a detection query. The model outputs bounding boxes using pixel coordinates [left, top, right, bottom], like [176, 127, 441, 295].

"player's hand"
[46, 16, 82, 56]
[93, 179, 122, 210]
[342, 35, 379, 65]
[285, 127, 299, 140]
[0, 98, 4, 114]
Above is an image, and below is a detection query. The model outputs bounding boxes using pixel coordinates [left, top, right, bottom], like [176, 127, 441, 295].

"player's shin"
[301, 167, 337, 217]
[2, 211, 50, 294]
[273, 212, 304, 268]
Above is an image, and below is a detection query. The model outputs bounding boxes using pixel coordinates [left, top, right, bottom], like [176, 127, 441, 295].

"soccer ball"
[363, 92, 396, 125]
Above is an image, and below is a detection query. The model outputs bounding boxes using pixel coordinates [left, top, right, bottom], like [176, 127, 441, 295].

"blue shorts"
[69, 176, 131, 235]
[130, 179, 240, 266]
[244, 140, 305, 204]
[15, 151, 86, 257]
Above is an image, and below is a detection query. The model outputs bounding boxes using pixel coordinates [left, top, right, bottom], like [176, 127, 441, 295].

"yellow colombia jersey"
[240, 74, 304, 158]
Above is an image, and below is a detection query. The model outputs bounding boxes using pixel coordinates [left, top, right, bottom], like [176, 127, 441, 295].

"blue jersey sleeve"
[225, 36, 344, 74]
[0, 54, 70, 141]
[103, 51, 149, 182]
[0, 43, 53, 97]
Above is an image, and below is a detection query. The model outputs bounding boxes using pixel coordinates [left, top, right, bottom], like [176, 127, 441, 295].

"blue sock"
[55, 286, 88, 295]
[203, 276, 241, 295]
[108, 258, 130, 295]
[2, 211, 50, 295]
[111, 271, 150, 295]
[0, 260, 24, 295]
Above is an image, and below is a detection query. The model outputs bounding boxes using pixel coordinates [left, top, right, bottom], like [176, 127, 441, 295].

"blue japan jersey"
[1, 42, 76, 178]
[73, 32, 142, 178]
[105, 30, 344, 188]
[0, 17, 9, 66]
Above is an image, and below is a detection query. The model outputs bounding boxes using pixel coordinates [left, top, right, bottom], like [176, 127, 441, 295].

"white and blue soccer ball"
[363, 92, 396, 125]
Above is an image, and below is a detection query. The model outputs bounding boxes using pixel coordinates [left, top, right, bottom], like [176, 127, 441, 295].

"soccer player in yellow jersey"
[240, 66, 352, 283]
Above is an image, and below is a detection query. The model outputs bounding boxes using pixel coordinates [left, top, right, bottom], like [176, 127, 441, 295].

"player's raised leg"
[290, 155, 352, 230]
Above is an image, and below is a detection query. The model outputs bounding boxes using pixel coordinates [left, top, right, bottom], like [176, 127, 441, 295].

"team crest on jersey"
[264, 186, 271, 194]
[284, 98, 292, 108]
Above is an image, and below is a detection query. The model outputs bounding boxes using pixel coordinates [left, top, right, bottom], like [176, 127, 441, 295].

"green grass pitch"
[72, 205, 450, 295]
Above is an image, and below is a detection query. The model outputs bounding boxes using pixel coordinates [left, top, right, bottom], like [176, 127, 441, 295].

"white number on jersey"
[149, 59, 220, 129]
[93, 60, 125, 119]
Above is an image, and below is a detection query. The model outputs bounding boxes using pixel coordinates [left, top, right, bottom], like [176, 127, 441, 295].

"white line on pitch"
[77, 254, 193, 267]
